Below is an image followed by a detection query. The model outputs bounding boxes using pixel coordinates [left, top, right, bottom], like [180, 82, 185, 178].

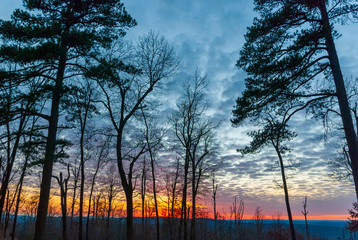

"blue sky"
[1, 0, 358, 219]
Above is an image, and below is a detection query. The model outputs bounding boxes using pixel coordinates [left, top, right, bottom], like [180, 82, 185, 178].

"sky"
[1, 0, 358, 220]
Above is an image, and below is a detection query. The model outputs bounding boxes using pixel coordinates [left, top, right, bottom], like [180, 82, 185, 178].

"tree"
[232, 0, 358, 200]
[11, 113, 42, 240]
[0, 1, 135, 239]
[238, 110, 297, 240]
[85, 135, 110, 240]
[141, 107, 166, 240]
[52, 164, 70, 240]
[347, 202, 358, 233]
[140, 156, 148, 232]
[63, 79, 97, 240]
[254, 207, 264, 240]
[103, 165, 120, 229]
[164, 156, 181, 240]
[301, 195, 310, 240]
[212, 175, 218, 234]
[0, 72, 43, 222]
[230, 196, 244, 231]
[90, 31, 179, 240]
[70, 158, 80, 223]
[318, 76, 358, 181]
[171, 71, 218, 240]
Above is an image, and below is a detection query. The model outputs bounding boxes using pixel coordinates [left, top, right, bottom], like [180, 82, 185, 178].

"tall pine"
[232, 0, 358, 200]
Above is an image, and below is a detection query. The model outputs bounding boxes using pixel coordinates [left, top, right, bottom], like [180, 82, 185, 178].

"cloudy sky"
[1, 0, 358, 219]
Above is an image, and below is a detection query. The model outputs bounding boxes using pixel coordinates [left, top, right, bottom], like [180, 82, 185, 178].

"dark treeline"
[0, 0, 358, 240]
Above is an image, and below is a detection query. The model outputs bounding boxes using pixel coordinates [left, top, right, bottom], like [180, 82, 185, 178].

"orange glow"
[10, 187, 349, 221]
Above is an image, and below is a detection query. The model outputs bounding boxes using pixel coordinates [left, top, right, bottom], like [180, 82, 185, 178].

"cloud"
[2, 0, 356, 218]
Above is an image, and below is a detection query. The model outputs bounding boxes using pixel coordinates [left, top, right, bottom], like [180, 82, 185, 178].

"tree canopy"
[232, 0, 358, 199]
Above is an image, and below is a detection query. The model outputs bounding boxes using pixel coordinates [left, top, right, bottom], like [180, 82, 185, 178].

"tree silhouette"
[238, 109, 297, 240]
[233, 0, 358, 200]
[0, 1, 135, 238]
[89, 32, 179, 240]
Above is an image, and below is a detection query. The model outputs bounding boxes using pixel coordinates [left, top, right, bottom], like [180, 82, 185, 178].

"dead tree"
[53, 164, 71, 240]
[301, 195, 310, 240]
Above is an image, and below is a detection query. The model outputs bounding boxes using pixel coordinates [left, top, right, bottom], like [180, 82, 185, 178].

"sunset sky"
[1, 0, 358, 220]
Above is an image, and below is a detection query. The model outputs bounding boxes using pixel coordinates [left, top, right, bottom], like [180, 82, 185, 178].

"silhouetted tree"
[212, 175, 218, 234]
[11, 113, 42, 240]
[171, 71, 218, 240]
[90, 31, 179, 240]
[0, 74, 42, 222]
[141, 107, 165, 240]
[238, 110, 297, 240]
[301, 195, 310, 240]
[52, 164, 70, 240]
[85, 135, 111, 240]
[0, 2, 135, 239]
[63, 79, 97, 239]
[233, 0, 358, 200]
[254, 207, 264, 240]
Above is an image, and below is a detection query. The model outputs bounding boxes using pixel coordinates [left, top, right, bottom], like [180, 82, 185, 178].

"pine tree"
[232, 0, 358, 199]
[0, 1, 135, 239]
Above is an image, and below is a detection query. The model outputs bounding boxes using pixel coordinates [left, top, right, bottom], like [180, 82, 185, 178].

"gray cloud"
[2, 0, 356, 218]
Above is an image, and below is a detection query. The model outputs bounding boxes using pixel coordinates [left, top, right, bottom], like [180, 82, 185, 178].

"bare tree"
[301, 195, 310, 240]
[254, 207, 264, 240]
[85, 135, 111, 240]
[52, 164, 70, 240]
[141, 107, 165, 240]
[230, 197, 244, 230]
[63, 79, 97, 240]
[91, 32, 179, 240]
[164, 157, 181, 240]
[171, 71, 218, 240]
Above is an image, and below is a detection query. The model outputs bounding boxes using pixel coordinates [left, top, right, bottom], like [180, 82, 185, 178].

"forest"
[0, 0, 358, 240]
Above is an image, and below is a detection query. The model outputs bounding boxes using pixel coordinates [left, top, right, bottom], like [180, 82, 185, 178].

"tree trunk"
[85, 162, 100, 240]
[11, 152, 28, 240]
[190, 167, 196, 240]
[70, 167, 79, 221]
[318, 0, 358, 201]
[274, 146, 296, 240]
[170, 160, 179, 240]
[0, 114, 25, 221]
[141, 159, 146, 233]
[213, 179, 217, 234]
[85, 189, 93, 240]
[79, 131, 85, 240]
[106, 195, 112, 228]
[179, 155, 189, 240]
[34, 48, 67, 240]
[304, 213, 310, 240]
[125, 189, 134, 240]
[150, 151, 160, 240]
[59, 174, 68, 240]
